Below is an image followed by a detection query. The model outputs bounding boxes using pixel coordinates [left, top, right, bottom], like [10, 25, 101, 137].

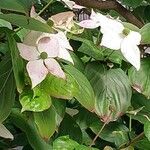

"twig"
[73, 0, 144, 28]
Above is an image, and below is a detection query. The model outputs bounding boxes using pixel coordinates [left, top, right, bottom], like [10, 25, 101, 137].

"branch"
[73, 0, 144, 28]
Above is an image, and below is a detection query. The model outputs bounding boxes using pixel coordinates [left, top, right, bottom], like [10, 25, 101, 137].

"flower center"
[40, 52, 48, 59]
[122, 28, 130, 36]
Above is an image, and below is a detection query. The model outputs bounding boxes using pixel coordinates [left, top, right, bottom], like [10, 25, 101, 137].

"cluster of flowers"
[17, 0, 141, 89]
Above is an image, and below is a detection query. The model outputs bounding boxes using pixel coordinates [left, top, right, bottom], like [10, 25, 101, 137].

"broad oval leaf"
[85, 62, 132, 122]
[128, 58, 150, 98]
[64, 65, 95, 111]
[0, 54, 16, 122]
[0, 14, 52, 33]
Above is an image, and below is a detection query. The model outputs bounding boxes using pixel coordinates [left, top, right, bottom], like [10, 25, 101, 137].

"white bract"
[79, 10, 141, 70]
[17, 31, 73, 88]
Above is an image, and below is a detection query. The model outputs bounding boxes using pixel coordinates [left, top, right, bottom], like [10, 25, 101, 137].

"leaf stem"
[119, 132, 145, 149]
[89, 112, 112, 147]
[89, 121, 107, 147]
[129, 115, 132, 132]
[37, 0, 53, 17]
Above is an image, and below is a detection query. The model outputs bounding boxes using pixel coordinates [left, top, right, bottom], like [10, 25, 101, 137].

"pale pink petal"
[58, 47, 74, 64]
[27, 60, 48, 88]
[37, 36, 59, 58]
[73, 4, 85, 9]
[44, 58, 66, 79]
[17, 43, 39, 61]
[52, 31, 73, 51]
[121, 35, 140, 70]
[100, 32, 123, 50]
[30, 6, 46, 23]
[78, 20, 100, 29]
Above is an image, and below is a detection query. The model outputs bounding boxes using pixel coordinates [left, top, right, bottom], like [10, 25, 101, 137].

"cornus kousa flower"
[17, 31, 73, 88]
[79, 10, 141, 70]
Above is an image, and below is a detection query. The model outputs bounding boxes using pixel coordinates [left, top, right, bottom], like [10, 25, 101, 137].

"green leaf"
[0, 18, 12, 29]
[64, 65, 95, 111]
[20, 87, 52, 112]
[34, 106, 56, 140]
[140, 23, 150, 44]
[135, 138, 150, 150]
[68, 34, 103, 60]
[58, 113, 82, 143]
[85, 62, 132, 122]
[144, 121, 150, 141]
[53, 136, 98, 150]
[39, 73, 79, 100]
[4, 28, 25, 93]
[53, 136, 79, 150]
[10, 108, 52, 150]
[0, 14, 52, 33]
[90, 121, 129, 145]
[0, 0, 33, 14]
[128, 58, 150, 98]
[130, 93, 150, 124]
[121, 0, 143, 8]
[0, 54, 16, 122]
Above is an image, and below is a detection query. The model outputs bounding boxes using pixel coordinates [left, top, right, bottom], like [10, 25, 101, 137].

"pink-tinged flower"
[59, 0, 85, 10]
[17, 31, 73, 88]
[79, 10, 141, 71]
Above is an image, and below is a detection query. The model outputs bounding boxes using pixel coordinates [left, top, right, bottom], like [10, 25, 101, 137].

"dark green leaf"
[85, 62, 132, 122]
[0, 54, 16, 122]
[0, 14, 52, 33]
[10, 108, 52, 150]
[5, 29, 25, 93]
[0, 0, 33, 14]
[58, 114, 82, 143]
[34, 106, 56, 140]
[128, 58, 150, 98]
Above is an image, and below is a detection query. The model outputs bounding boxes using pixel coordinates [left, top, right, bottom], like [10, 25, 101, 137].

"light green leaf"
[140, 23, 150, 44]
[85, 62, 131, 122]
[64, 65, 95, 111]
[144, 121, 150, 141]
[20, 87, 52, 112]
[39, 73, 79, 100]
[0, 14, 52, 33]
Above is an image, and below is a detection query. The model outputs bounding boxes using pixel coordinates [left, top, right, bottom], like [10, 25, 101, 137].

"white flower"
[79, 10, 141, 70]
[17, 31, 73, 88]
